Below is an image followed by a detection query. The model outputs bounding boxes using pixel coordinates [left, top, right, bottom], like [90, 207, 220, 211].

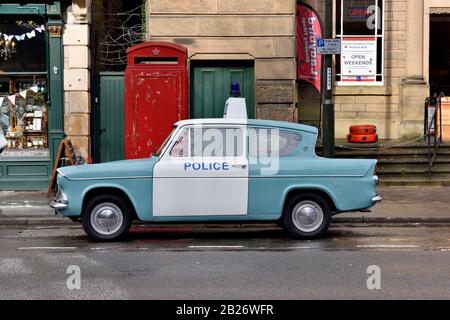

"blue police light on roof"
[224, 81, 247, 119]
[230, 81, 241, 97]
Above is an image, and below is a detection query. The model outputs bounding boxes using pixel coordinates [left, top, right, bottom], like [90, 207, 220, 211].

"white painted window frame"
[335, 0, 385, 86]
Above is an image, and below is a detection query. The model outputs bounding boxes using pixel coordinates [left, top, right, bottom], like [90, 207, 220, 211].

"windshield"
[153, 126, 177, 157]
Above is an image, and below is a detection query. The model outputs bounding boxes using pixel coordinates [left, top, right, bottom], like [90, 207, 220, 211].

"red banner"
[296, 3, 322, 93]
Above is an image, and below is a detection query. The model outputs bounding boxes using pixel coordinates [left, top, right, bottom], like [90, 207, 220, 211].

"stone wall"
[291, 0, 430, 141]
[62, 0, 91, 159]
[147, 0, 297, 121]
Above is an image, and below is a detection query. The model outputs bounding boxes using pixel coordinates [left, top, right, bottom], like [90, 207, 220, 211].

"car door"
[152, 124, 248, 217]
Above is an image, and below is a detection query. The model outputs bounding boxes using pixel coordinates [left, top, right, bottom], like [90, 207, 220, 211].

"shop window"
[0, 17, 48, 155]
[0, 18, 46, 72]
[335, 0, 384, 85]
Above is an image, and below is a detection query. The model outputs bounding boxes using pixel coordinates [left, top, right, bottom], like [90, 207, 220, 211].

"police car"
[51, 94, 381, 241]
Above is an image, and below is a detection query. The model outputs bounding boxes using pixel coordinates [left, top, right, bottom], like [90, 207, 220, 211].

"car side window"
[170, 129, 189, 157]
[249, 128, 302, 157]
[190, 127, 244, 157]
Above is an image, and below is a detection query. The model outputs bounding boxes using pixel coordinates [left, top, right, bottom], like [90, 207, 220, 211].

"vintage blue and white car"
[51, 118, 381, 241]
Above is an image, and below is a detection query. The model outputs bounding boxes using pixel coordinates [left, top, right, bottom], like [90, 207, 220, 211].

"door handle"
[232, 164, 248, 169]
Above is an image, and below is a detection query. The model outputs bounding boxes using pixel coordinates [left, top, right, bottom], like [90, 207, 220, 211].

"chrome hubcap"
[90, 202, 123, 236]
[292, 201, 324, 233]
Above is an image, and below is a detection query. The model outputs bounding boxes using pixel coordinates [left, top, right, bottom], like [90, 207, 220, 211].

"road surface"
[0, 224, 449, 300]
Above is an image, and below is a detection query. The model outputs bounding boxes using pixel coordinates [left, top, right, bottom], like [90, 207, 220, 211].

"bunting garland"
[0, 25, 45, 60]
[19, 90, 27, 99]
[0, 25, 45, 42]
[0, 87, 41, 107]
[7, 95, 16, 105]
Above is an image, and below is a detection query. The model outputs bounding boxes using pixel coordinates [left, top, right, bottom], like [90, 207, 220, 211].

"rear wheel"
[283, 193, 332, 239]
[82, 194, 133, 242]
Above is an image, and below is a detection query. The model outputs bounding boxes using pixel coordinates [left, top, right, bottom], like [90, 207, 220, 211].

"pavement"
[0, 186, 450, 226]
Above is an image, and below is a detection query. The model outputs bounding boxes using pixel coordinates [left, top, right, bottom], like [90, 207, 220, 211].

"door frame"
[424, 1, 450, 87]
[92, 72, 125, 163]
[190, 60, 255, 119]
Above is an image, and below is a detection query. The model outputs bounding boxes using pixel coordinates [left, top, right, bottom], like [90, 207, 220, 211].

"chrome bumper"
[50, 201, 68, 210]
[372, 195, 383, 204]
[50, 188, 68, 211]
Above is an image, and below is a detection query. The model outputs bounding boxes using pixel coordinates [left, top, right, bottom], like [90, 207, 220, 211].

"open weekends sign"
[341, 37, 377, 83]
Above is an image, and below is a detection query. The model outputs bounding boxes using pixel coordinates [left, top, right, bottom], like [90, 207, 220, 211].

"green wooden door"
[191, 62, 254, 119]
[97, 72, 125, 163]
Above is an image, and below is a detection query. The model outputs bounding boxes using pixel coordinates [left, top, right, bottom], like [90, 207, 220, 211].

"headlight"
[56, 190, 68, 204]
[55, 182, 68, 205]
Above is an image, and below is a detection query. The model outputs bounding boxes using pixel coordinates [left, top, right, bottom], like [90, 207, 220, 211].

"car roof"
[175, 119, 318, 134]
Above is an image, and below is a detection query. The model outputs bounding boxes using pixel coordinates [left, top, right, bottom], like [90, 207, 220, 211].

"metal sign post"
[321, 0, 337, 158]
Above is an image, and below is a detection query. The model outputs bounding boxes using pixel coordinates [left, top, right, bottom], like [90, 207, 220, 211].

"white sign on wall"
[341, 37, 377, 83]
[317, 38, 342, 55]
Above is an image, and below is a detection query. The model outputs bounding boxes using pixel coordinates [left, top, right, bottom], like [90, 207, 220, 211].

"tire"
[82, 194, 133, 242]
[283, 193, 332, 239]
[349, 125, 377, 135]
[347, 133, 378, 144]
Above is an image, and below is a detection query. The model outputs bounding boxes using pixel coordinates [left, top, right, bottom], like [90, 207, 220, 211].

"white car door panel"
[153, 125, 248, 217]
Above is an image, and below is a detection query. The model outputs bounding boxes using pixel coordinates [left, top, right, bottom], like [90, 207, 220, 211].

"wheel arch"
[282, 187, 338, 214]
[81, 186, 138, 220]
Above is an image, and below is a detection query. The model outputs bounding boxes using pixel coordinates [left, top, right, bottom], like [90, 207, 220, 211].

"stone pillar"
[63, 0, 91, 159]
[400, 0, 429, 139]
[405, 0, 424, 82]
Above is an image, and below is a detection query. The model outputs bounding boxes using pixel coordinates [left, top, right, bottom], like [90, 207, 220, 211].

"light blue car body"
[54, 120, 378, 222]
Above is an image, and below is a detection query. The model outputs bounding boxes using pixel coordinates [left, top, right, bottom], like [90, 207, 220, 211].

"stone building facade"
[2, 0, 449, 190]
[147, 0, 450, 141]
[147, 0, 298, 123]
[54, 0, 450, 157]
[331, 0, 428, 140]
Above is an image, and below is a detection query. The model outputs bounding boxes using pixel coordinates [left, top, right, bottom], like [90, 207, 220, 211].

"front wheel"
[82, 194, 133, 242]
[283, 193, 332, 239]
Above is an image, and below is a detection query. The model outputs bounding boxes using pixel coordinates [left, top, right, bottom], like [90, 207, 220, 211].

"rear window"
[249, 128, 302, 158]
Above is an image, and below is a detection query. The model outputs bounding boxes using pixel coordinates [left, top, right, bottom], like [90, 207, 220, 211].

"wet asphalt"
[0, 224, 449, 300]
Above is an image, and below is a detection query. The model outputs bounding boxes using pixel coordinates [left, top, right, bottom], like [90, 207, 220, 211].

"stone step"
[378, 170, 450, 180]
[317, 142, 450, 157]
[377, 163, 450, 174]
[336, 155, 450, 164]
[317, 141, 450, 149]
[316, 142, 450, 185]
[379, 179, 450, 187]
[330, 148, 450, 157]
[376, 157, 450, 164]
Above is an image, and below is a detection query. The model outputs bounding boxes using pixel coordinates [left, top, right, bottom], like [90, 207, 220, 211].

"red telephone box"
[125, 42, 188, 159]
